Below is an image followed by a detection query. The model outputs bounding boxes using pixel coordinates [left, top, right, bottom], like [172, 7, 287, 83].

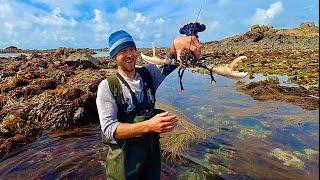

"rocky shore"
[196, 22, 319, 110]
[0, 48, 115, 158]
[0, 22, 318, 158]
[202, 22, 319, 85]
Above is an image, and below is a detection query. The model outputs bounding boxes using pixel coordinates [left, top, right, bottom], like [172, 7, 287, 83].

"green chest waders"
[103, 111, 163, 180]
[102, 67, 162, 180]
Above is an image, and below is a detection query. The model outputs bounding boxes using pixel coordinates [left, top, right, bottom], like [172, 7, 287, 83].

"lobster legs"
[178, 67, 186, 91]
[178, 64, 216, 91]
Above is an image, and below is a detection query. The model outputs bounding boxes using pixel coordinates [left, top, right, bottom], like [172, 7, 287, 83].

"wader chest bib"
[102, 67, 161, 180]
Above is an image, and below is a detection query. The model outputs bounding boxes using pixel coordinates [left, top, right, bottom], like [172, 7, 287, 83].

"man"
[96, 30, 201, 179]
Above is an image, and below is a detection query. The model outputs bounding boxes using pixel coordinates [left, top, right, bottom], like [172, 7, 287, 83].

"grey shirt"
[96, 64, 177, 143]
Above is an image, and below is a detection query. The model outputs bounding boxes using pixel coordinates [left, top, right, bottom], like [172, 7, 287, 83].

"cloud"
[207, 21, 220, 30]
[115, 7, 131, 19]
[248, 1, 284, 25]
[31, 0, 86, 17]
[36, 8, 77, 26]
[155, 18, 165, 24]
[92, 9, 110, 41]
[134, 13, 147, 23]
[0, 0, 317, 49]
[0, 0, 80, 49]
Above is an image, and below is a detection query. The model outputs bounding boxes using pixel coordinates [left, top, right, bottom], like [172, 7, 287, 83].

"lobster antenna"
[195, 0, 204, 23]
[188, 0, 205, 50]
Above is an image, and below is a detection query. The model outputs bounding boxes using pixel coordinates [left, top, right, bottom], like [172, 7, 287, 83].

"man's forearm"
[114, 121, 150, 139]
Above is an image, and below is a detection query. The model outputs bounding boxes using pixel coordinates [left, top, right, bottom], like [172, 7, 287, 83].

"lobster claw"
[208, 56, 248, 79]
[140, 43, 173, 65]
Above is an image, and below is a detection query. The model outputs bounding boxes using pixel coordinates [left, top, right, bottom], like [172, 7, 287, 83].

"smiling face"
[114, 46, 137, 73]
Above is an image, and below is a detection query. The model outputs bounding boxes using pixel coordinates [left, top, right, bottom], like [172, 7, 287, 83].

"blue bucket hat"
[108, 30, 136, 58]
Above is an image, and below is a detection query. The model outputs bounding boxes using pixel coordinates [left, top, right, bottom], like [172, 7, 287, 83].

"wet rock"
[65, 52, 99, 69]
[191, 68, 209, 74]
[56, 87, 84, 101]
[236, 80, 319, 110]
[0, 74, 30, 92]
[0, 134, 27, 157]
[0, 94, 4, 108]
[73, 107, 85, 122]
[252, 32, 264, 42]
[267, 76, 280, 84]
[42, 104, 74, 129]
[29, 52, 42, 59]
[0, 126, 12, 138]
[270, 148, 304, 169]
[0, 71, 16, 78]
[300, 22, 316, 28]
[304, 148, 319, 160]
[248, 73, 254, 79]
[53, 47, 70, 58]
[238, 128, 271, 140]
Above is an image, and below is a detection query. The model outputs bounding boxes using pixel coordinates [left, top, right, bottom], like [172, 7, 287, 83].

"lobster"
[141, 22, 248, 91]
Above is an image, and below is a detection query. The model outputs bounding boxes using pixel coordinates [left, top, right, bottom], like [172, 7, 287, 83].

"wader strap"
[116, 72, 140, 113]
[136, 67, 155, 97]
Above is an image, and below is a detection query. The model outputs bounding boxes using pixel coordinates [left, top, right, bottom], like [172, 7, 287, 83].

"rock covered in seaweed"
[0, 49, 115, 158]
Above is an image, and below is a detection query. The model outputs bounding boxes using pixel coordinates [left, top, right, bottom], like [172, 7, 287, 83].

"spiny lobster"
[141, 22, 248, 91]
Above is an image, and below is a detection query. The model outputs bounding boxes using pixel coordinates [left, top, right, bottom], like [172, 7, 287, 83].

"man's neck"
[117, 68, 136, 79]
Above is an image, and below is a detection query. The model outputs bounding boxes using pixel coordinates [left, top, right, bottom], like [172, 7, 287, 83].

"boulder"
[65, 52, 99, 69]
[53, 47, 76, 58]
[4, 46, 21, 53]
[299, 22, 316, 28]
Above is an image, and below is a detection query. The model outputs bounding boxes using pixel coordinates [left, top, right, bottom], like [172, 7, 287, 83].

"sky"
[0, 0, 318, 49]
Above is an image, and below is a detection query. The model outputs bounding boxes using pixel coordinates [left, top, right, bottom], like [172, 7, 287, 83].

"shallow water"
[156, 69, 319, 179]
[0, 53, 27, 58]
[241, 73, 318, 89]
[92, 51, 109, 58]
[0, 69, 318, 179]
[0, 126, 109, 179]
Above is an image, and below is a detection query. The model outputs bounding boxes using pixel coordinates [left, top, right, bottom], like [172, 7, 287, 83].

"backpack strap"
[106, 75, 123, 108]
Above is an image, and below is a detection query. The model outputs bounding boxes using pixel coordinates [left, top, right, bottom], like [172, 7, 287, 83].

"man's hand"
[146, 112, 178, 133]
[169, 36, 202, 60]
[115, 111, 178, 139]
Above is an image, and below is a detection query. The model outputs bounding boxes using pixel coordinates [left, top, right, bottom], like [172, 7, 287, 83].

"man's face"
[114, 46, 137, 72]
